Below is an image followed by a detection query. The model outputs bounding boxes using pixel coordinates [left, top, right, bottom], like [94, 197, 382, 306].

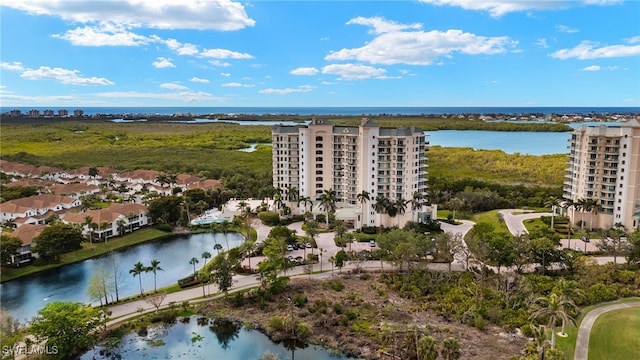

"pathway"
[573, 301, 640, 360]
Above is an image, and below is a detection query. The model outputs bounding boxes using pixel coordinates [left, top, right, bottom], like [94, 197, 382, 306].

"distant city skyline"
[1, 0, 639, 107]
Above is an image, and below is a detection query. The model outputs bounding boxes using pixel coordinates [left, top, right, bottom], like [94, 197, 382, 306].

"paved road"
[573, 301, 640, 360]
[500, 209, 552, 235]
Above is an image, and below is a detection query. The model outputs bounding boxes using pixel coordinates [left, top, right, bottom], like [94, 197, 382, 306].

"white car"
[369, 240, 376, 247]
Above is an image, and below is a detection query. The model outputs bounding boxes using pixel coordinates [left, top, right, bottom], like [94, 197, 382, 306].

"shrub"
[293, 293, 308, 308]
[329, 280, 344, 292]
[296, 322, 311, 340]
[269, 316, 284, 332]
[258, 211, 280, 226]
[333, 303, 343, 314]
[586, 283, 618, 304]
[155, 223, 173, 232]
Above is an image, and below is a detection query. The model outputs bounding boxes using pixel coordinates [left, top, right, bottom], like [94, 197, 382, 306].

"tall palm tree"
[373, 195, 389, 229]
[393, 198, 408, 228]
[202, 251, 212, 266]
[129, 261, 147, 296]
[273, 187, 283, 213]
[98, 221, 109, 243]
[116, 218, 126, 236]
[189, 257, 199, 275]
[553, 279, 584, 335]
[530, 293, 577, 349]
[148, 259, 163, 293]
[410, 191, 423, 223]
[356, 190, 370, 228]
[544, 196, 561, 230]
[214, 243, 223, 255]
[298, 196, 313, 215]
[219, 220, 232, 250]
[302, 220, 319, 254]
[83, 215, 95, 245]
[319, 188, 336, 227]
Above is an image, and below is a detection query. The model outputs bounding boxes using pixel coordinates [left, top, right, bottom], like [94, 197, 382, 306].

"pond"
[80, 316, 356, 360]
[0, 232, 245, 321]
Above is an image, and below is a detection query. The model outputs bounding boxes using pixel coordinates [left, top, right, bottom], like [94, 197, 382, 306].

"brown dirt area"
[197, 273, 527, 359]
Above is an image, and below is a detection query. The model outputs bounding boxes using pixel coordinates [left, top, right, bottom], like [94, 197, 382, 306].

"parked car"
[286, 244, 294, 251]
[305, 243, 312, 248]
[369, 240, 376, 247]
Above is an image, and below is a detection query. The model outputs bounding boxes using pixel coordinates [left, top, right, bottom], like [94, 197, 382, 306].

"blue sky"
[1, 0, 639, 107]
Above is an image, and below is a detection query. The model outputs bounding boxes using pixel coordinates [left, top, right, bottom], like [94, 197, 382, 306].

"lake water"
[426, 130, 569, 155]
[0, 232, 244, 321]
[80, 316, 354, 360]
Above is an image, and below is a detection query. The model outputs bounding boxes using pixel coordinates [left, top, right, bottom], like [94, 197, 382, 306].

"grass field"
[470, 209, 510, 235]
[588, 307, 640, 360]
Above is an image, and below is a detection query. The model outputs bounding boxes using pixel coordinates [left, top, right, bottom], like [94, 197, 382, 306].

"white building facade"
[564, 119, 640, 230]
[273, 118, 433, 228]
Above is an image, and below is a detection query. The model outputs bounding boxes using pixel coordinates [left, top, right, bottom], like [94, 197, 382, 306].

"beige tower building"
[272, 118, 434, 228]
[564, 119, 640, 231]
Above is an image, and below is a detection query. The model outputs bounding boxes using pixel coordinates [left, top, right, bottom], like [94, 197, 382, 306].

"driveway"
[499, 209, 552, 235]
[574, 301, 640, 360]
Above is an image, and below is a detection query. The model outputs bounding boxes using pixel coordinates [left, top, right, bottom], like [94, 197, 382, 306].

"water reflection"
[0, 232, 244, 320]
[81, 316, 354, 360]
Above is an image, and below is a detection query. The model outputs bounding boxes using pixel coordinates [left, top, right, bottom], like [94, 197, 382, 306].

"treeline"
[326, 117, 572, 132]
[428, 146, 567, 186]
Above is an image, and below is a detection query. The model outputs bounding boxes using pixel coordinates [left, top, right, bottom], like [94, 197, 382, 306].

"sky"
[1, 0, 639, 108]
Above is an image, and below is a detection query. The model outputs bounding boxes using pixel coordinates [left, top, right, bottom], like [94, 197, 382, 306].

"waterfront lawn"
[1, 227, 170, 282]
[588, 307, 640, 360]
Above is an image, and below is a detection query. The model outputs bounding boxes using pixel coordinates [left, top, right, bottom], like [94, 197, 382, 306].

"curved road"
[574, 301, 640, 360]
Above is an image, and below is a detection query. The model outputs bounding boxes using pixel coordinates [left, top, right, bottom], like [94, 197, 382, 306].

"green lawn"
[1, 227, 171, 282]
[588, 307, 640, 360]
[470, 209, 510, 234]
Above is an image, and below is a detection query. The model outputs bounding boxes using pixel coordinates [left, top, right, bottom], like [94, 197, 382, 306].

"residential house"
[0, 194, 82, 226]
[6, 224, 47, 266]
[63, 203, 149, 241]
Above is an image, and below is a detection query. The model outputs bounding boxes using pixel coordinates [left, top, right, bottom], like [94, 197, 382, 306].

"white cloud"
[536, 38, 549, 48]
[160, 82, 188, 90]
[259, 85, 316, 95]
[95, 90, 218, 102]
[347, 16, 422, 34]
[20, 66, 114, 85]
[209, 60, 231, 67]
[290, 67, 319, 76]
[581, 65, 601, 71]
[2, 0, 255, 30]
[52, 22, 153, 46]
[627, 36, 640, 44]
[419, 0, 569, 17]
[555, 24, 579, 33]
[326, 20, 514, 65]
[551, 40, 640, 59]
[165, 38, 200, 55]
[321, 63, 387, 80]
[419, 0, 620, 17]
[0, 61, 25, 71]
[220, 72, 231, 77]
[221, 82, 254, 88]
[200, 48, 254, 59]
[152, 57, 175, 68]
[190, 77, 210, 83]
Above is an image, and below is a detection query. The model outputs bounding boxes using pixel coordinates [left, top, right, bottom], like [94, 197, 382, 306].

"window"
[315, 136, 323, 141]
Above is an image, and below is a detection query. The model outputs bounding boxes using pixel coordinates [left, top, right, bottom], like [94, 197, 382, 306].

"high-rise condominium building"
[564, 119, 640, 231]
[272, 118, 434, 228]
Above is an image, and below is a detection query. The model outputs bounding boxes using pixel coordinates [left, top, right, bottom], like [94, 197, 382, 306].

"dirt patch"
[196, 273, 527, 359]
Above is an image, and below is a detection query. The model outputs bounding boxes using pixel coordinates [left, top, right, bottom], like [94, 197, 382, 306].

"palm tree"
[298, 196, 313, 215]
[189, 257, 200, 275]
[148, 259, 163, 293]
[129, 261, 147, 296]
[530, 293, 577, 349]
[273, 187, 284, 214]
[84, 215, 95, 245]
[219, 220, 232, 250]
[98, 221, 109, 243]
[553, 279, 584, 335]
[116, 218, 126, 236]
[545, 196, 561, 230]
[88, 166, 99, 178]
[214, 243, 223, 255]
[126, 211, 137, 232]
[356, 190, 370, 229]
[410, 191, 423, 223]
[394, 198, 408, 228]
[319, 188, 337, 227]
[302, 220, 319, 254]
[373, 195, 389, 229]
[202, 251, 212, 265]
